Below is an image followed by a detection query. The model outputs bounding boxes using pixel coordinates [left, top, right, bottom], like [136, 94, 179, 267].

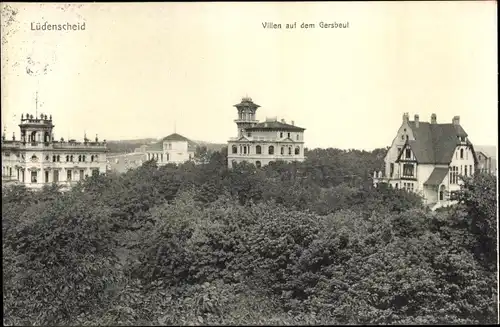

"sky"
[1, 2, 497, 150]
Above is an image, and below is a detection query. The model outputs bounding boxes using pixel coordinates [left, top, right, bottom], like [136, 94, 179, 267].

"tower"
[234, 96, 260, 137]
[19, 113, 54, 145]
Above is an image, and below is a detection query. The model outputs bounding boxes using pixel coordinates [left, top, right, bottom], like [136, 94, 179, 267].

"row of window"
[244, 131, 301, 141]
[47, 154, 99, 163]
[450, 164, 473, 184]
[25, 169, 100, 184]
[232, 145, 301, 155]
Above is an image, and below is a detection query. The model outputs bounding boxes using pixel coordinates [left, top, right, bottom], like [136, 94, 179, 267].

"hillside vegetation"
[2, 147, 497, 325]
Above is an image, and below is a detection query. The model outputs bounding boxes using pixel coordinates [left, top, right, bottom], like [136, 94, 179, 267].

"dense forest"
[2, 146, 498, 325]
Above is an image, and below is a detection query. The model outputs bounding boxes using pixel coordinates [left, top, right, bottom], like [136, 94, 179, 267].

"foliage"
[2, 147, 497, 325]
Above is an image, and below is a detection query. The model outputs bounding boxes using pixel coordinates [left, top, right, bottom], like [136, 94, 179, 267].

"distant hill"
[106, 138, 158, 154]
[106, 138, 227, 154]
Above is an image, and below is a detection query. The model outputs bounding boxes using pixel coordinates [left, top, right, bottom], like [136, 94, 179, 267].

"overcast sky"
[1, 2, 497, 150]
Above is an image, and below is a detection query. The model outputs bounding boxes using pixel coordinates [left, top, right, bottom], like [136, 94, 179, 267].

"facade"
[227, 97, 306, 168]
[373, 113, 478, 210]
[1, 113, 107, 190]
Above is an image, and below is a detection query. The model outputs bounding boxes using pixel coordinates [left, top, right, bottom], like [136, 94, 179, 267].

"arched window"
[78, 155, 82, 162]
[83, 155, 86, 162]
[56, 155, 60, 162]
[268, 146, 274, 155]
[256, 145, 262, 154]
[91, 155, 94, 162]
[44, 132, 50, 142]
[53, 155, 56, 162]
[256, 161, 261, 168]
[295, 147, 300, 155]
[460, 148, 464, 159]
[243, 146, 247, 155]
[66, 155, 69, 162]
[288, 147, 292, 155]
[70, 155, 74, 162]
[281, 147, 284, 155]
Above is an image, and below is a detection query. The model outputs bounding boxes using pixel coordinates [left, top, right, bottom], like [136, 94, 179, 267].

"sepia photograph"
[1, 1, 498, 325]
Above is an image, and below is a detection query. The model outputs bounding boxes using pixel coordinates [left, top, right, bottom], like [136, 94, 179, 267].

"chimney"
[452, 116, 460, 125]
[414, 114, 419, 128]
[431, 113, 437, 124]
[402, 112, 409, 123]
[291, 120, 295, 126]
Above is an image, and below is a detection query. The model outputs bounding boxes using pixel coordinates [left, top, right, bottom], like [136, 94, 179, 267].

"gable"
[396, 142, 417, 162]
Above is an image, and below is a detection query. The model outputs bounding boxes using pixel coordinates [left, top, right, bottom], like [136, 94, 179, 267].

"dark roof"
[246, 121, 305, 132]
[401, 121, 469, 164]
[162, 133, 190, 142]
[234, 97, 260, 108]
[424, 167, 449, 186]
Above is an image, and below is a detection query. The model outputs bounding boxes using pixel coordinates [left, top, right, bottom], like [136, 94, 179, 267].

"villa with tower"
[372, 112, 478, 210]
[227, 97, 306, 168]
[1, 113, 108, 190]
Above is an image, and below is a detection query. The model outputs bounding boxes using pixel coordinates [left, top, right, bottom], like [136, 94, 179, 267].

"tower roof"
[234, 96, 260, 109]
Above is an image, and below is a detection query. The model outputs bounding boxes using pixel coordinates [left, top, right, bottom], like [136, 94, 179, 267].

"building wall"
[164, 140, 192, 164]
[227, 139, 305, 167]
[384, 120, 414, 177]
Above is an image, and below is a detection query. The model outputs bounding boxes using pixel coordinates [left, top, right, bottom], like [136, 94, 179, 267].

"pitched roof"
[424, 167, 449, 186]
[246, 121, 305, 132]
[401, 121, 470, 164]
[162, 133, 190, 142]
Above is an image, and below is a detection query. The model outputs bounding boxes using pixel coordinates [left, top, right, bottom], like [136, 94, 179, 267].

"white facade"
[1, 113, 107, 190]
[227, 97, 306, 168]
[373, 113, 478, 210]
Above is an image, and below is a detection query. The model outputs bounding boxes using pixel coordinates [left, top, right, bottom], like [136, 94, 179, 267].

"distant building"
[373, 113, 478, 210]
[476, 150, 496, 175]
[1, 113, 108, 190]
[227, 97, 306, 168]
[107, 133, 196, 173]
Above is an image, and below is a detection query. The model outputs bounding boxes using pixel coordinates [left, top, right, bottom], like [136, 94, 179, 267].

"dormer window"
[405, 149, 411, 159]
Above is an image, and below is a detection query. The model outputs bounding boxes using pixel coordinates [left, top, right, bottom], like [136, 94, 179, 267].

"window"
[247, 132, 251, 137]
[45, 171, 49, 183]
[82, 155, 86, 162]
[280, 132, 283, 138]
[296, 134, 299, 141]
[268, 146, 274, 155]
[390, 163, 394, 177]
[66, 155, 69, 162]
[464, 166, 468, 177]
[45, 155, 49, 161]
[256, 161, 261, 168]
[403, 164, 414, 177]
[295, 147, 300, 155]
[288, 147, 292, 155]
[57, 155, 60, 162]
[395, 183, 398, 189]
[256, 145, 262, 154]
[281, 147, 284, 155]
[287, 132, 290, 138]
[161, 154, 163, 162]
[31, 171, 37, 183]
[9, 167, 12, 176]
[67, 170, 72, 181]
[405, 149, 411, 159]
[92, 169, 99, 177]
[470, 165, 473, 175]
[53, 155, 56, 162]
[70, 155, 74, 162]
[243, 146, 247, 155]
[53, 170, 59, 183]
[232, 146, 237, 154]
[460, 149, 464, 159]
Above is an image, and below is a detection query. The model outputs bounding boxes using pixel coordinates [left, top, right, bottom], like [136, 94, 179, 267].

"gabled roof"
[162, 133, 190, 142]
[424, 167, 449, 186]
[246, 121, 305, 132]
[397, 121, 471, 164]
